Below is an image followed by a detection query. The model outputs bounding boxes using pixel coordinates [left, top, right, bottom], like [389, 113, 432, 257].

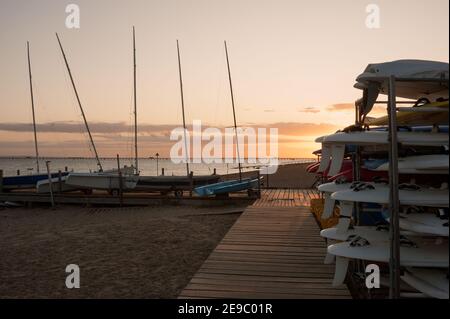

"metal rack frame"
[354, 75, 449, 299]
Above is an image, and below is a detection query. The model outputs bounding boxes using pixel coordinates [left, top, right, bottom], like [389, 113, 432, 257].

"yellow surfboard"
[365, 101, 449, 126]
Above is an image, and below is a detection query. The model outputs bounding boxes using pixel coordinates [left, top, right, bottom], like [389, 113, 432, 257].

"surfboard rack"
[354, 73, 449, 299]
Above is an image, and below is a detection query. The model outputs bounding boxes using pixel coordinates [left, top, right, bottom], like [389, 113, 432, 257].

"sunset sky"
[0, 0, 448, 158]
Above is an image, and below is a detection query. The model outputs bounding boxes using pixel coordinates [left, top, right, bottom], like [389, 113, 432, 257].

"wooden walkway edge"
[179, 189, 351, 299]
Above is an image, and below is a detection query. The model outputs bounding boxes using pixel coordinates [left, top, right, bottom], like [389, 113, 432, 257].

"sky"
[0, 0, 448, 158]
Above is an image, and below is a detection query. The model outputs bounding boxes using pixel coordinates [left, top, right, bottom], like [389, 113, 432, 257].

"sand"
[223, 162, 318, 188]
[0, 162, 317, 298]
[0, 204, 245, 298]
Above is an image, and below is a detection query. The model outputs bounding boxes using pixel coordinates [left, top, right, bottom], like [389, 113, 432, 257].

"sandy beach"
[223, 162, 318, 189]
[0, 204, 245, 298]
[0, 162, 317, 298]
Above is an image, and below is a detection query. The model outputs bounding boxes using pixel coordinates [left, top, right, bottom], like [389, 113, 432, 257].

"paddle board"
[317, 144, 331, 173]
[329, 239, 449, 286]
[321, 226, 394, 242]
[401, 268, 449, 299]
[328, 144, 346, 176]
[365, 101, 449, 126]
[398, 213, 449, 237]
[321, 131, 448, 147]
[318, 181, 373, 219]
[365, 154, 449, 175]
[331, 184, 449, 208]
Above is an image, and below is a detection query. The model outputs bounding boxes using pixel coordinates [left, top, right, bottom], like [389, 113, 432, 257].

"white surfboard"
[331, 185, 449, 208]
[401, 268, 449, 299]
[317, 182, 356, 219]
[318, 181, 379, 219]
[317, 181, 357, 193]
[321, 225, 419, 268]
[321, 131, 448, 147]
[317, 144, 331, 173]
[398, 213, 449, 237]
[368, 155, 449, 175]
[328, 144, 346, 176]
[328, 239, 449, 286]
[321, 226, 395, 242]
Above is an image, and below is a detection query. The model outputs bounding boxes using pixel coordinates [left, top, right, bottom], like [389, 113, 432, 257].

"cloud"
[0, 121, 176, 136]
[327, 103, 355, 111]
[263, 109, 275, 112]
[0, 121, 339, 157]
[327, 103, 386, 113]
[248, 122, 339, 136]
[297, 107, 320, 113]
[0, 121, 339, 136]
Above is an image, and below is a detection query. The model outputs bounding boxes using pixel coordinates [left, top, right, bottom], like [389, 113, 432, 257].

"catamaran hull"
[36, 176, 79, 193]
[136, 175, 220, 191]
[65, 173, 139, 190]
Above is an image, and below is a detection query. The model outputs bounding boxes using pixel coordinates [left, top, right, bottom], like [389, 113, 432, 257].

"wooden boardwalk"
[179, 189, 351, 299]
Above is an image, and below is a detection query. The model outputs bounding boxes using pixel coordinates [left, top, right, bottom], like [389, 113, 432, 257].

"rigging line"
[55, 32, 103, 172]
[133, 26, 138, 173]
[26, 41, 40, 173]
[55, 42, 85, 159]
[176, 40, 190, 176]
[224, 41, 242, 180]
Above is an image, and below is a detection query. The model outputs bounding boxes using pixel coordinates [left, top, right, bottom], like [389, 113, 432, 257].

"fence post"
[257, 170, 261, 198]
[116, 154, 123, 207]
[58, 170, 62, 193]
[189, 171, 194, 197]
[45, 161, 55, 207]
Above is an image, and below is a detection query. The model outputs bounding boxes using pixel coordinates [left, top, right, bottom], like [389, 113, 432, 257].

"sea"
[0, 157, 316, 177]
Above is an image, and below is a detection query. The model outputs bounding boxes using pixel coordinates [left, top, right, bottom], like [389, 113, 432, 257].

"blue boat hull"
[194, 178, 260, 196]
[2, 172, 69, 190]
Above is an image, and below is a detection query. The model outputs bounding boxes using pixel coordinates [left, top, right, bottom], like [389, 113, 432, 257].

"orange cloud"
[297, 107, 320, 113]
[327, 103, 386, 114]
[0, 121, 339, 158]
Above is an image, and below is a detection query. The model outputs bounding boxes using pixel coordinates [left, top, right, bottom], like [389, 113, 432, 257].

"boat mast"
[133, 26, 138, 173]
[27, 41, 40, 174]
[55, 33, 103, 172]
[176, 40, 190, 176]
[224, 41, 242, 181]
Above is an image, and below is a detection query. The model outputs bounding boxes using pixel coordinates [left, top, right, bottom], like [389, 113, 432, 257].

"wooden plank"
[179, 289, 350, 299]
[184, 283, 349, 296]
[178, 189, 351, 299]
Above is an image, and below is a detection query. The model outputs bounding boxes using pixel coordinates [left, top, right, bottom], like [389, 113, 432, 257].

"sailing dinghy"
[193, 41, 262, 197]
[40, 32, 140, 194]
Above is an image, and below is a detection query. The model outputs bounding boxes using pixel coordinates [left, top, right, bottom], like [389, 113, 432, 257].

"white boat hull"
[36, 176, 79, 193]
[65, 173, 139, 190]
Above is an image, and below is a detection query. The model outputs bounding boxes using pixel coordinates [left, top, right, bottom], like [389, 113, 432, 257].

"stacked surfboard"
[312, 60, 449, 299]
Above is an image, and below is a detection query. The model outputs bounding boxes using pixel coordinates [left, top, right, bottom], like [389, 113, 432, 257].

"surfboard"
[318, 181, 372, 219]
[320, 131, 449, 147]
[365, 101, 449, 126]
[317, 181, 355, 193]
[328, 168, 388, 183]
[317, 182, 358, 219]
[401, 268, 449, 299]
[328, 239, 449, 286]
[321, 226, 416, 267]
[398, 213, 449, 237]
[317, 144, 331, 173]
[365, 154, 449, 175]
[321, 226, 393, 242]
[331, 184, 449, 208]
[327, 144, 346, 176]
